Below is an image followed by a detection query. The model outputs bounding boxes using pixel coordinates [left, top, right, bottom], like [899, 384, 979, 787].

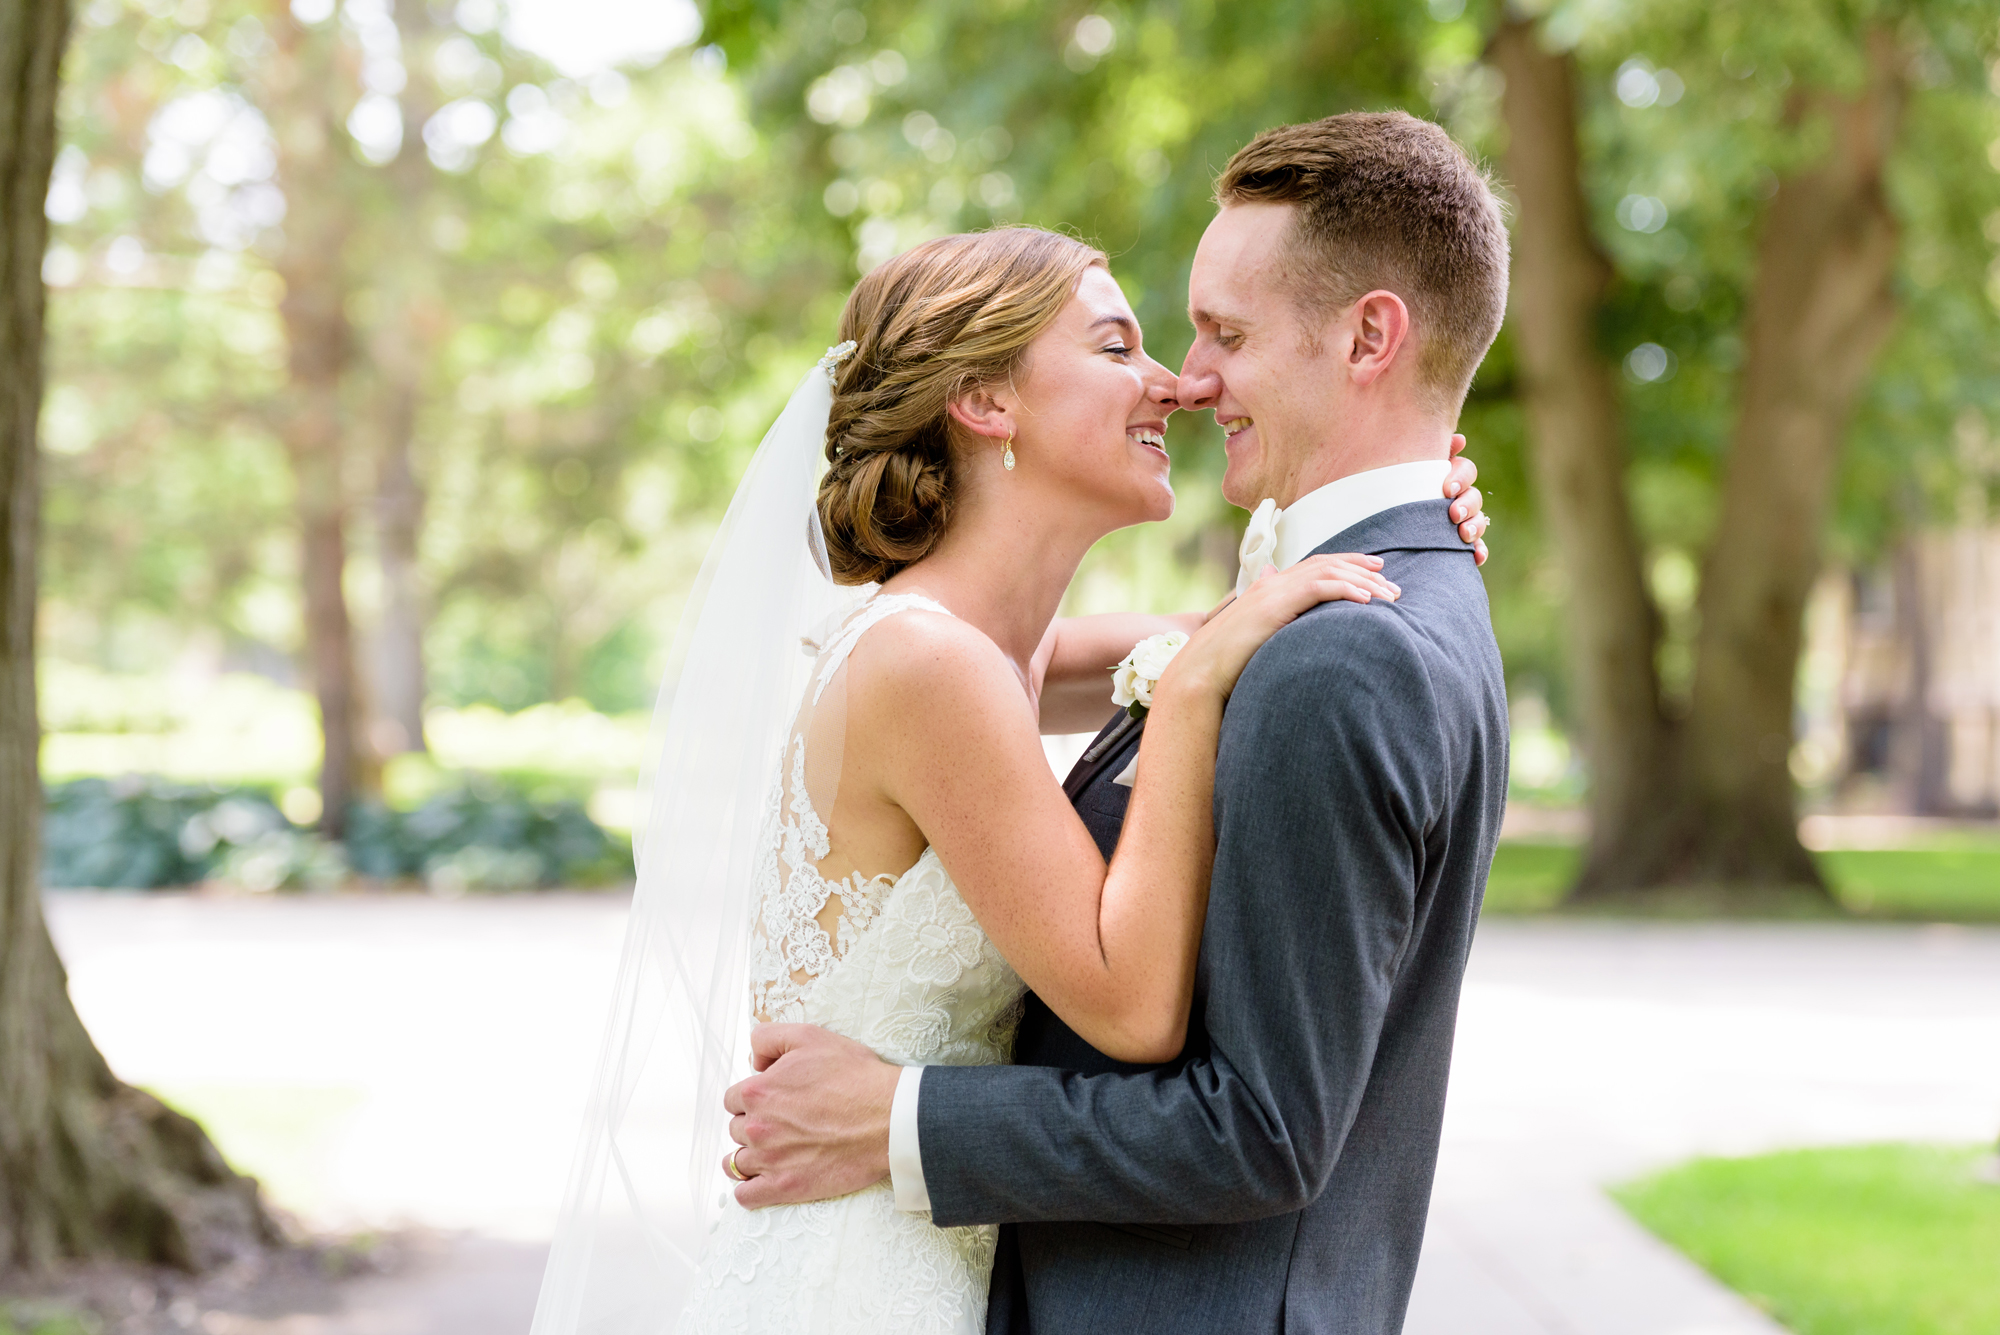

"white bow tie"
[1236, 498, 1280, 597]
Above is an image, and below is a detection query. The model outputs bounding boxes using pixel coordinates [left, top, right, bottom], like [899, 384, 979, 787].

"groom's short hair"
[1216, 111, 1508, 416]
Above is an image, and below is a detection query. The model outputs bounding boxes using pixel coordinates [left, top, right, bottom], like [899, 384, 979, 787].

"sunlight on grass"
[1481, 841, 1578, 913]
[39, 662, 650, 796]
[146, 1083, 368, 1217]
[1617, 1144, 2000, 1335]
[1830, 848, 2000, 919]
[0, 1308, 93, 1335]
[1481, 842, 2000, 920]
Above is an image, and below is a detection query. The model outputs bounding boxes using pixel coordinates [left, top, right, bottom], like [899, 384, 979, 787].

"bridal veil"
[531, 348, 866, 1334]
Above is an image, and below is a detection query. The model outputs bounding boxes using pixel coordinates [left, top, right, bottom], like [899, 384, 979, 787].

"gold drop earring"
[1002, 431, 1016, 472]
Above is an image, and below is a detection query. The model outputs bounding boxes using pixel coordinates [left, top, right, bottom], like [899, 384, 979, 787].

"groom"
[725, 111, 1510, 1333]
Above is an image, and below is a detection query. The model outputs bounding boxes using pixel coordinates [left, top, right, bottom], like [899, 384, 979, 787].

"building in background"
[1818, 527, 2000, 817]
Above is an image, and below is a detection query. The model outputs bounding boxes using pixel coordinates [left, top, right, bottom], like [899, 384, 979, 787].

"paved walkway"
[38, 894, 2000, 1333]
[1413, 919, 2000, 1334]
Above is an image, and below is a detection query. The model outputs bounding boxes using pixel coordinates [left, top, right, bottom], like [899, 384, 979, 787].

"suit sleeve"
[918, 608, 1449, 1225]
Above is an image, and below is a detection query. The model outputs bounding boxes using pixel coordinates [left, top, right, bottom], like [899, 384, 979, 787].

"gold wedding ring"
[724, 1148, 750, 1182]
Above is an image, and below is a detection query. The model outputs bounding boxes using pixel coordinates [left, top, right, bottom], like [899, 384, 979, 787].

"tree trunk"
[0, 0, 278, 1273]
[264, 5, 375, 837]
[366, 9, 440, 758]
[1494, 19, 1907, 901]
[372, 374, 426, 755]
[1490, 18, 1679, 891]
[1679, 37, 1904, 886]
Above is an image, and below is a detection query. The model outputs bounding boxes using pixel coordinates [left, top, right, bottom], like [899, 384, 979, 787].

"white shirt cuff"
[888, 1063, 932, 1214]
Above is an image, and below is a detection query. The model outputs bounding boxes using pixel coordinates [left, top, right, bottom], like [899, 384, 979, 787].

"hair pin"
[818, 340, 859, 384]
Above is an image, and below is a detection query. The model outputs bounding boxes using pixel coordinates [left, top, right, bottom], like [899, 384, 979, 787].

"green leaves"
[46, 0, 2000, 734]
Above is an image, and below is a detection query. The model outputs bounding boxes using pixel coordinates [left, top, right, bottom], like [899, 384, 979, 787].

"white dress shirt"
[887, 458, 1453, 1214]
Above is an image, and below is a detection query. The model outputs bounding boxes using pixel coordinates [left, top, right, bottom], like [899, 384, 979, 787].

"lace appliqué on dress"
[748, 733, 895, 1023]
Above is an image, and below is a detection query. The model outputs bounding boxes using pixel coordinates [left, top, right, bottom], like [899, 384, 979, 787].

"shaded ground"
[2, 1233, 544, 1335]
[19, 893, 2000, 1334]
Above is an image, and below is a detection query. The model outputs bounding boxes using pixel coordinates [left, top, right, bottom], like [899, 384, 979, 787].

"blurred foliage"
[39, 0, 2000, 749]
[43, 777, 288, 889]
[1617, 1143, 2000, 1335]
[346, 779, 629, 889]
[38, 772, 629, 891]
[46, 0, 829, 716]
[699, 0, 2000, 727]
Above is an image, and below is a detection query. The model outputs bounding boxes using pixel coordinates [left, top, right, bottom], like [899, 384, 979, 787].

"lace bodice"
[743, 594, 1023, 1056]
[683, 593, 1025, 1335]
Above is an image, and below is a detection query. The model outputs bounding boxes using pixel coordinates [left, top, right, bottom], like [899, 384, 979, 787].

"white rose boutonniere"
[1110, 631, 1189, 718]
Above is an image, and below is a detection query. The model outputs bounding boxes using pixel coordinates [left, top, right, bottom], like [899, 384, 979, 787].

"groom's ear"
[946, 386, 1012, 442]
[1344, 290, 1412, 388]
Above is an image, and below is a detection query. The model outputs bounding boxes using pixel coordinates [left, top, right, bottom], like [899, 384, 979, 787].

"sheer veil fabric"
[531, 353, 868, 1335]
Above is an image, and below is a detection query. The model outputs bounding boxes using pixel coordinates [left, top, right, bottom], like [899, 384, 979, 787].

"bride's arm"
[1034, 611, 1205, 735]
[1034, 445, 1488, 734]
[861, 556, 1395, 1064]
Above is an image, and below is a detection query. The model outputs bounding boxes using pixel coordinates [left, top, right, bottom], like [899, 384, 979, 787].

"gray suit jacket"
[919, 499, 1508, 1335]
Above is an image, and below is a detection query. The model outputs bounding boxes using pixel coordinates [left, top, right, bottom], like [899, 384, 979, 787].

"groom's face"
[1180, 203, 1345, 510]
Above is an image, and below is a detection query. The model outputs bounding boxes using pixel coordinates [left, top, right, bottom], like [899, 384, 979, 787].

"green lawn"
[1483, 841, 1583, 913]
[1482, 841, 2000, 920]
[1617, 1144, 2000, 1335]
[0, 1305, 90, 1335]
[143, 1082, 368, 1216]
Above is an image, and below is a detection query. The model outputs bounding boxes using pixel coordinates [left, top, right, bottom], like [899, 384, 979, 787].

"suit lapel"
[1055, 499, 1459, 809]
[1061, 710, 1146, 804]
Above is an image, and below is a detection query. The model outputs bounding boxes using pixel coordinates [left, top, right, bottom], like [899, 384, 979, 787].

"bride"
[530, 227, 1486, 1334]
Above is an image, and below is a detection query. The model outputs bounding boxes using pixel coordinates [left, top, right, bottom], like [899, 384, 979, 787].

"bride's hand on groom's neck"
[1444, 433, 1490, 566]
[722, 1023, 900, 1209]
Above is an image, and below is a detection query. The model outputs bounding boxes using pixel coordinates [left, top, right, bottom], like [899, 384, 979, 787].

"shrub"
[212, 828, 350, 893]
[42, 777, 287, 889]
[39, 774, 631, 891]
[345, 780, 631, 891]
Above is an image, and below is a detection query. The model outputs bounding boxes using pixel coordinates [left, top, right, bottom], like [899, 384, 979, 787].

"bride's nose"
[1147, 364, 1181, 413]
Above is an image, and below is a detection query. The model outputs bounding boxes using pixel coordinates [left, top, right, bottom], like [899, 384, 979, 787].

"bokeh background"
[8, 0, 2000, 1332]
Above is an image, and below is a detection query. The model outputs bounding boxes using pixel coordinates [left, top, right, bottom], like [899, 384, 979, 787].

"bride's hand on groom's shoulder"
[1175, 554, 1400, 701]
[721, 1023, 901, 1209]
[1446, 433, 1491, 566]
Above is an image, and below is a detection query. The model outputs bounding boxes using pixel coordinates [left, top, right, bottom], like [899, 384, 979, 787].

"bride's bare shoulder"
[842, 607, 1028, 727]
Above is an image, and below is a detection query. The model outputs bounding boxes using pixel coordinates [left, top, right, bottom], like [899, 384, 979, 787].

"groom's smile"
[1220, 416, 1255, 452]
[1219, 416, 1260, 478]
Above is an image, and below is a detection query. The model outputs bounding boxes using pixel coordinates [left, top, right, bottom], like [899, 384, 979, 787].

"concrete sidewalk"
[1409, 918, 2000, 1335]
[38, 895, 2000, 1333]
[1411, 1185, 1787, 1335]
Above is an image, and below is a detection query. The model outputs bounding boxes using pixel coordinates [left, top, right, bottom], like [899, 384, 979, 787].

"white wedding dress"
[678, 593, 1026, 1335]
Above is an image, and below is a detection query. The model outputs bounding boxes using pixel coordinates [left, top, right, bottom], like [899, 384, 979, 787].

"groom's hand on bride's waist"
[723, 1023, 900, 1208]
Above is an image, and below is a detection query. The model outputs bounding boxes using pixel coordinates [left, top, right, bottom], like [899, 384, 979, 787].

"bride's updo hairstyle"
[818, 227, 1106, 585]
